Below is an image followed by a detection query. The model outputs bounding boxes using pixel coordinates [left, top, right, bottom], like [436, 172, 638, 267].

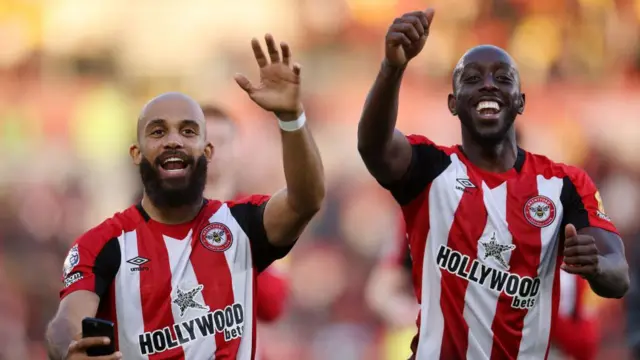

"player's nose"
[480, 74, 498, 91]
[164, 131, 184, 149]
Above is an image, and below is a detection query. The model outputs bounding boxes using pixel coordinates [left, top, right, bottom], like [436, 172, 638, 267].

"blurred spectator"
[1, 1, 640, 358]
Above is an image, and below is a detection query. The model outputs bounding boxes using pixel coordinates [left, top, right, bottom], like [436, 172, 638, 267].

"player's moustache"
[154, 150, 196, 167]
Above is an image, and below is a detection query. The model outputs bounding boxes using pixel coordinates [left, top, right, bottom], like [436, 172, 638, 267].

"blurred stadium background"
[1, 0, 640, 359]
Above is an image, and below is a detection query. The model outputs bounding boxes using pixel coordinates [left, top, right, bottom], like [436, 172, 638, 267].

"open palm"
[235, 34, 302, 117]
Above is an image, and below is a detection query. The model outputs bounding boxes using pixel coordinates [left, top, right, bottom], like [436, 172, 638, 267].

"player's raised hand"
[235, 34, 303, 120]
[66, 337, 122, 360]
[385, 8, 435, 68]
[561, 224, 600, 278]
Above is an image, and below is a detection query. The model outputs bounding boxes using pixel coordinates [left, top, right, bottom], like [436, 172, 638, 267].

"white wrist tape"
[278, 112, 306, 132]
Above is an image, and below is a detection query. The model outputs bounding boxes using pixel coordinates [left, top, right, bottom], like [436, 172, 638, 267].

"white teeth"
[162, 157, 183, 165]
[477, 101, 500, 111]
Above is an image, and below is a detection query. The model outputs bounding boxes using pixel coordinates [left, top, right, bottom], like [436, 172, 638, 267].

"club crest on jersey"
[200, 222, 233, 252]
[63, 244, 80, 278]
[524, 195, 556, 228]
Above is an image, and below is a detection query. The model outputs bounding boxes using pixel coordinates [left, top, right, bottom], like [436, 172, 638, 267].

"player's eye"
[150, 129, 165, 136]
[496, 75, 512, 83]
[182, 128, 197, 136]
[464, 75, 481, 83]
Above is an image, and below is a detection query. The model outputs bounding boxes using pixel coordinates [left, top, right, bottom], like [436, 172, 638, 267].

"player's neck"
[140, 195, 204, 225]
[461, 136, 518, 173]
[205, 176, 237, 201]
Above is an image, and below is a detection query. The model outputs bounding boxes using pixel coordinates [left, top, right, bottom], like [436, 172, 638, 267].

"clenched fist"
[561, 224, 600, 279]
[385, 8, 436, 68]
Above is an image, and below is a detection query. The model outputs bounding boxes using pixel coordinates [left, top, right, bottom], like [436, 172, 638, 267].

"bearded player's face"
[448, 46, 525, 144]
[131, 95, 213, 208]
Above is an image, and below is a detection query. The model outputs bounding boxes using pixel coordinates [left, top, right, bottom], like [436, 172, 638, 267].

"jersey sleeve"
[59, 226, 121, 300]
[379, 134, 452, 206]
[560, 167, 619, 234]
[228, 195, 295, 273]
[255, 267, 289, 322]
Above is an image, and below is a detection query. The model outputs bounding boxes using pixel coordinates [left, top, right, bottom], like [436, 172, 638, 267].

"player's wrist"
[277, 111, 306, 132]
[381, 58, 408, 72]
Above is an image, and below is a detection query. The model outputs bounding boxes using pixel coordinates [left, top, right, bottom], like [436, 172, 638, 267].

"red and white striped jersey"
[381, 135, 618, 360]
[59, 195, 294, 360]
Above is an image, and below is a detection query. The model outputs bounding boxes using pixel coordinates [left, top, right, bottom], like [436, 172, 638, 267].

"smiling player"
[46, 34, 324, 360]
[357, 8, 629, 360]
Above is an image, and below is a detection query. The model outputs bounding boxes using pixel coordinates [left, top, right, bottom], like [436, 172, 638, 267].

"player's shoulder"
[74, 205, 143, 249]
[523, 150, 590, 181]
[405, 134, 458, 155]
[225, 194, 271, 208]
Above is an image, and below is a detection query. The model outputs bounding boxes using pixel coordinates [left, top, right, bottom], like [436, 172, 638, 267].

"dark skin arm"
[562, 224, 629, 299]
[235, 34, 325, 246]
[357, 9, 435, 184]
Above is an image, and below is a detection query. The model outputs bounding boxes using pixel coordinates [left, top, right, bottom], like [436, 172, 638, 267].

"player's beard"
[139, 154, 208, 208]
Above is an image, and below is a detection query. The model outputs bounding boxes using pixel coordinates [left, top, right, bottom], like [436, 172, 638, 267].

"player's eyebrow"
[144, 118, 202, 129]
[463, 61, 514, 71]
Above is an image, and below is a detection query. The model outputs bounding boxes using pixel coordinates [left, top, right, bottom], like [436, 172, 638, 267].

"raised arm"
[234, 34, 325, 247]
[357, 9, 435, 184]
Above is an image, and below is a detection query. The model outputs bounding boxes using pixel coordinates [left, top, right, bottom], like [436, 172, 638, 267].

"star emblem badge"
[480, 233, 516, 269]
[172, 284, 210, 317]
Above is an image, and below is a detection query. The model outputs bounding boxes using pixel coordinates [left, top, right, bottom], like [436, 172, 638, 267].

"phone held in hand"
[81, 317, 115, 356]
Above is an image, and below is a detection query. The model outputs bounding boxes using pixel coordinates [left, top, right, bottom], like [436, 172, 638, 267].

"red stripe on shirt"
[439, 171, 487, 360]
[138, 225, 186, 359]
[191, 212, 241, 358]
[490, 177, 542, 359]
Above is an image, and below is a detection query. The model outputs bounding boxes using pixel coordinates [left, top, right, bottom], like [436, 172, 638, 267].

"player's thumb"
[234, 74, 254, 94]
[425, 8, 435, 25]
[564, 223, 578, 239]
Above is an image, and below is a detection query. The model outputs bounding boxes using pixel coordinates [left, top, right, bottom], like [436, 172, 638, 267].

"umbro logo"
[127, 256, 150, 272]
[456, 178, 476, 192]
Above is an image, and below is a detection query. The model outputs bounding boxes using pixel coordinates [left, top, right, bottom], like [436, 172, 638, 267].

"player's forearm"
[587, 254, 629, 298]
[357, 60, 406, 156]
[46, 317, 78, 360]
[278, 117, 325, 217]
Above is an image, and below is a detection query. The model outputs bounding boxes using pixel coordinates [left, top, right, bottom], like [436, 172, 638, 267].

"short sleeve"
[379, 134, 452, 206]
[59, 229, 121, 300]
[560, 167, 619, 235]
[228, 195, 294, 273]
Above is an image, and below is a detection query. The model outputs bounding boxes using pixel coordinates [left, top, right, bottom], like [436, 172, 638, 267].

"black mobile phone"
[81, 317, 115, 356]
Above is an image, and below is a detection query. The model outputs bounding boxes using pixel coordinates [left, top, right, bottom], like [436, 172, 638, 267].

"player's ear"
[517, 93, 525, 114]
[448, 93, 457, 116]
[130, 144, 142, 165]
[204, 141, 214, 162]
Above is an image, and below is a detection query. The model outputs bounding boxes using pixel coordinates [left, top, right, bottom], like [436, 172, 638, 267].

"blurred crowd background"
[1, 0, 640, 359]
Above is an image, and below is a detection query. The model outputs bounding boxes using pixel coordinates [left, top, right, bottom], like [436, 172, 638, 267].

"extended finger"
[389, 23, 420, 42]
[292, 63, 302, 77]
[387, 32, 412, 47]
[234, 73, 255, 94]
[563, 244, 598, 257]
[562, 255, 599, 266]
[281, 42, 291, 66]
[251, 38, 268, 68]
[69, 337, 111, 351]
[424, 8, 435, 27]
[264, 34, 281, 63]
